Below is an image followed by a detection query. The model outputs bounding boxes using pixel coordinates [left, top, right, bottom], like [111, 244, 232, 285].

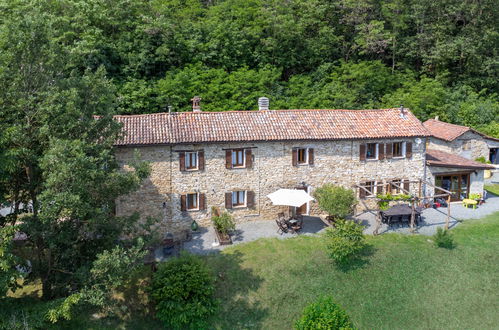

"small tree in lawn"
[325, 219, 366, 265]
[295, 296, 356, 330]
[314, 184, 357, 221]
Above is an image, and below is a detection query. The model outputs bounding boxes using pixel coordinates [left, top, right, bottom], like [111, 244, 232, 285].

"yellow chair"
[462, 198, 477, 209]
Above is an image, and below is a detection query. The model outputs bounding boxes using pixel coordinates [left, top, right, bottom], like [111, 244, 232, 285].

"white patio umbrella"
[267, 189, 315, 207]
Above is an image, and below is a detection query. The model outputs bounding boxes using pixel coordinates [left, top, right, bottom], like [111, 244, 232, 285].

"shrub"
[150, 253, 217, 329]
[212, 210, 235, 235]
[295, 296, 356, 330]
[314, 184, 357, 220]
[325, 219, 366, 264]
[475, 156, 491, 164]
[433, 227, 455, 249]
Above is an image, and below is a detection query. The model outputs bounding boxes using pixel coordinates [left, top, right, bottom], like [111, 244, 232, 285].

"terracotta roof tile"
[426, 149, 495, 170]
[113, 108, 429, 146]
[423, 119, 472, 141]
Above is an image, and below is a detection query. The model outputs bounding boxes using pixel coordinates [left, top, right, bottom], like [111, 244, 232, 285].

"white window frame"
[390, 179, 402, 195]
[232, 190, 246, 208]
[392, 142, 406, 158]
[185, 151, 199, 170]
[231, 149, 246, 168]
[296, 147, 309, 165]
[364, 180, 377, 197]
[366, 143, 379, 160]
[186, 193, 199, 211]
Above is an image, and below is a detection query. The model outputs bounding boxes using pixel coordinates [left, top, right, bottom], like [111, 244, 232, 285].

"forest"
[1, 0, 498, 132]
[0, 0, 498, 327]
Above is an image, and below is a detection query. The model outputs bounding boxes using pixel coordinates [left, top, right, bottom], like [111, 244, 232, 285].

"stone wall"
[428, 131, 490, 161]
[115, 138, 426, 237]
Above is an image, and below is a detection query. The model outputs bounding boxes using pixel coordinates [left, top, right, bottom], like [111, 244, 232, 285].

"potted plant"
[211, 207, 235, 245]
[314, 184, 357, 225]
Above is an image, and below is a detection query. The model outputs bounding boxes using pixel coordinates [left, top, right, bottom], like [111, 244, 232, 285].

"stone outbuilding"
[113, 104, 430, 239]
[423, 118, 497, 201]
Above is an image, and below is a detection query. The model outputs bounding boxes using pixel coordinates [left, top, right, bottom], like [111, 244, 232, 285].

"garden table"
[380, 204, 421, 225]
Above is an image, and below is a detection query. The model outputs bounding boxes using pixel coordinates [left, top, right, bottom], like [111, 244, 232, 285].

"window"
[364, 181, 376, 196]
[232, 191, 246, 207]
[297, 148, 308, 164]
[390, 179, 402, 194]
[185, 152, 198, 170]
[462, 140, 471, 151]
[366, 143, 378, 160]
[186, 193, 199, 210]
[393, 142, 405, 157]
[231, 149, 245, 167]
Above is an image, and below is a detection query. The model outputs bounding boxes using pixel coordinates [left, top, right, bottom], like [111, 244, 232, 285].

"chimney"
[191, 96, 201, 112]
[258, 97, 269, 110]
[434, 115, 439, 121]
[399, 104, 407, 119]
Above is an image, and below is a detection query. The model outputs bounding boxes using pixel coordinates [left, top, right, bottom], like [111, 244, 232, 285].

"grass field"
[4, 212, 499, 329]
[485, 183, 499, 196]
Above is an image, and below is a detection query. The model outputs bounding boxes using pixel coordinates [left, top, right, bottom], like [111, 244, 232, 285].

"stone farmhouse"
[112, 100, 495, 238]
[423, 118, 498, 201]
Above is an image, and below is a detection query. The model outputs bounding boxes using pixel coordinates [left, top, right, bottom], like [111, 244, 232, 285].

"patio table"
[380, 204, 421, 225]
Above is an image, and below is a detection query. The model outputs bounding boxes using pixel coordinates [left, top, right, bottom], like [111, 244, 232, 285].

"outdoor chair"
[276, 216, 288, 234]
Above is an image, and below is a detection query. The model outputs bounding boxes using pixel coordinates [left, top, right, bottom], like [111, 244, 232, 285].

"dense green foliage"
[0, 0, 496, 135]
[212, 211, 236, 235]
[325, 220, 366, 264]
[150, 253, 217, 329]
[433, 228, 455, 249]
[295, 296, 355, 330]
[314, 185, 357, 219]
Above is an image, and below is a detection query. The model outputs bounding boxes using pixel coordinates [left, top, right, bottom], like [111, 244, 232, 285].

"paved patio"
[175, 192, 499, 256]
[358, 193, 499, 235]
[183, 216, 328, 254]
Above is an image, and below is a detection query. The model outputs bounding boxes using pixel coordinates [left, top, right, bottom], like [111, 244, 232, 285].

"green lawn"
[4, 212, 499, 329]
[205, 212, 499, 329]
[485, 183, 499, 196]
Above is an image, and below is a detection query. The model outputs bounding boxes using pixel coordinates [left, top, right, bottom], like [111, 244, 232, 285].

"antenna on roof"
[168, 105, 172, 114]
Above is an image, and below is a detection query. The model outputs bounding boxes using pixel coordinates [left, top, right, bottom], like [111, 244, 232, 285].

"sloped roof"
[423, 119, 499, 142]
[113, 108, 429, 146]
[426, 149, 495, 170]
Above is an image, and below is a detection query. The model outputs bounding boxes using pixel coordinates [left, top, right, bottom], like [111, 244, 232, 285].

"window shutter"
[403, 180, 410, 193]
[247, 191, 255, 208]
[378, 144, 385, 160]
[225, 192, 233, 209]
[377, 182, 383, 195]
[308, 148, 314, 165]
[198, 151, 205, 171]
[292, 148, 298, 166]
[199, 193, 206, 210]
[359, 144, 366, 161]
[245, 149, 253, 168]
[359, 185, 366, 199]
[225, 150, 232, 169]
[180, 194, 186, 211]
[386, 181, 392, 194]
[179, 152, 186, 171]
[406, 142, 412, 158]
[386, 143, 393, 159]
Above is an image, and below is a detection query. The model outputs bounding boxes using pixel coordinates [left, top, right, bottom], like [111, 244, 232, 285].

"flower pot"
[214, 229, 232, 245]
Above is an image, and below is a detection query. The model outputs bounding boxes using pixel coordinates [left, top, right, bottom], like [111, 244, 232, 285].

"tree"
[314, 184, 357, 221]
[0, 4, 151, 303]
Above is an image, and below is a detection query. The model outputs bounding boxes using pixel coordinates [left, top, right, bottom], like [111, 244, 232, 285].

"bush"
[314, 184, 357, 220]
[433, 227, 455, 249]
[325, 219, 366, 264]
[150, 253, 217, 329]
[295, 296, 356, 330]
[475, 156, 491, 164]
[211, 210, 235, 235]
[376, 193, 412, 210]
